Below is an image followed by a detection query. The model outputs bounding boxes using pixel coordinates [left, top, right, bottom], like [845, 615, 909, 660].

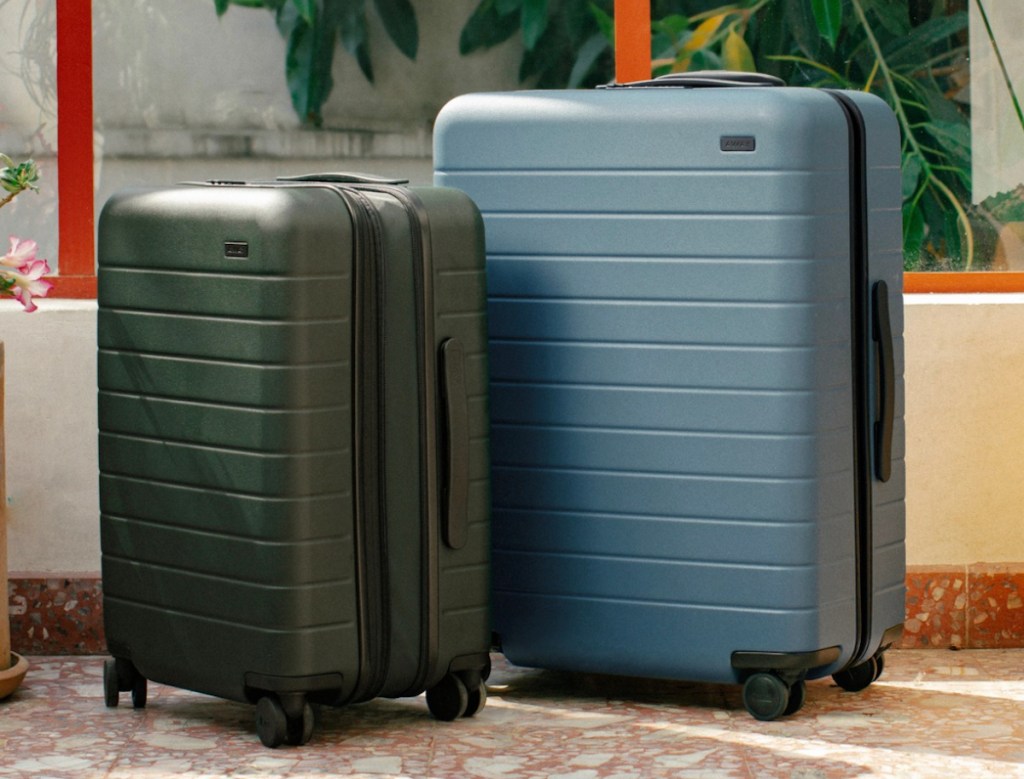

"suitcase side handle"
[871, 280, 895, 483]
[277, 172, 410, 185]
[601, 71, 785, 89]
[439, 338, 470, 550]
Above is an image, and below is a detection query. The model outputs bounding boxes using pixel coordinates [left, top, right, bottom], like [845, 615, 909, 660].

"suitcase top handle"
[602, 71, 785, 89]
[277, 172, 410, 185]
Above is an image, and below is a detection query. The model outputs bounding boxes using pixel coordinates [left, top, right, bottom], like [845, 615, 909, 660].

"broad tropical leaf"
[810, 0, 842, 49]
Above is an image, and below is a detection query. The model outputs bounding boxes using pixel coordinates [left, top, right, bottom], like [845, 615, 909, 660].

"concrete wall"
[4, 296, 1024, 574]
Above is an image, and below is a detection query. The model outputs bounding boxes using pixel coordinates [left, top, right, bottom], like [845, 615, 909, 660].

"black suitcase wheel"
[783, 679, 806, 716]
[131, 675, 148, 709]
[104, 658, 146, 709]
[832, 657, 878, 693]
[426, 674, 469, 721]
[463, 679, 487, 718]
[742, 673, 790, 721]
[255, 697, 289, 749]
[285, 702, 315, 747]
[103, 660, 120, 708]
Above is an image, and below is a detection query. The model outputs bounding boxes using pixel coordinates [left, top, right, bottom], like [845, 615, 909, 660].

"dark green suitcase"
[97, 174, 491, 747]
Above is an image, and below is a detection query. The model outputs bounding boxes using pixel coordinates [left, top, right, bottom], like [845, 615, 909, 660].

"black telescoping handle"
[602, 70, 785, 89]
[872, 281, 895, 483]
[439, 338, 470, 550]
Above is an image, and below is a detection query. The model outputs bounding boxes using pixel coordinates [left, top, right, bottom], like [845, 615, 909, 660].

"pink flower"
[1, 235, 38, 268]
[1, 235, 52, 312]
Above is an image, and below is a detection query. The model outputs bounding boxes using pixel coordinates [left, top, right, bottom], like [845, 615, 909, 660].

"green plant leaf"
[589, 3, 614, 44]
[279, 2, 337, 125]
[943, 207, 963, 264]
[373, 0, 419, 60]
[521, 0, 549, 51]
[783, 0, 821, 60]
[496, 0, 521, 13]
[865, 0, 909, 36]
[722, 27, 755, 72]
[810, 0, 842, 49]
[902, 200, 925, 265]
[883, 11, 967, 65]
[289, 0, 316, 25]
[927, 120, 971, 163]
[460, 0, 520, 55]
[568, 31, 609, 87]
[337, 0, 373, 82]
[214, 0, 231, 16]
[901, 154, 922, 200]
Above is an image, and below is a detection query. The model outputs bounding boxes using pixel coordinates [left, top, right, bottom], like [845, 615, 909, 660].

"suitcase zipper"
[356, 184, 441, 696]
[331, 186, 392, 704]
[825, 91, 874, 671]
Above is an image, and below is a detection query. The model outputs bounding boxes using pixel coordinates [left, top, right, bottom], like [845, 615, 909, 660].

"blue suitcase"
[434, 72, 905, 720]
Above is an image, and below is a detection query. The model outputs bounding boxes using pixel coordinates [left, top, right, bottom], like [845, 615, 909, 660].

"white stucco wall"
[3, 296, 1024, 574]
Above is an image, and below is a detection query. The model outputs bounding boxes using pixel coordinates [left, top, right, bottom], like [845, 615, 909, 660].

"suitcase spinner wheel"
[741, 673, 806, 721]
[103, 658, 147, 709]
[255, 695, 315, 749]
[832, 650, 886, 692]
[425, 671, 488, 721]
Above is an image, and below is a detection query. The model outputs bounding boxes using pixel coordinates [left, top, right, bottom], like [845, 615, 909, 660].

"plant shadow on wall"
[216, 0, 1024, 271]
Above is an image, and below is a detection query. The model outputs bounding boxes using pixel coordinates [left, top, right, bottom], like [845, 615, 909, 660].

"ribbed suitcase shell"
[98, 179, 491, 736]
[435, 85, 905, 695]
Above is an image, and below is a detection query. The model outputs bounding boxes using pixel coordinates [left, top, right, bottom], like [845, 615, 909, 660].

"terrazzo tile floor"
[1, 649, 1023, 778]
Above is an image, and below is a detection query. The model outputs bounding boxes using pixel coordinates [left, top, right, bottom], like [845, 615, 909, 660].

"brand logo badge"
[720, 136, 756, 152]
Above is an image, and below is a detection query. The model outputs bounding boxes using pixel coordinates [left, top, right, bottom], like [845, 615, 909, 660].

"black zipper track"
[825, 90, 874, 670]
[358, 184, 440, 696]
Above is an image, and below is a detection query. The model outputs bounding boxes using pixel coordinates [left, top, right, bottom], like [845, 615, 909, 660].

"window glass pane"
[0, 0, 58, 272]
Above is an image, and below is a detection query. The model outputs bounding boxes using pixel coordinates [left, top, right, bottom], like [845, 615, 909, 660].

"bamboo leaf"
[683, 14, 726, 53]
[810, 0, 842, 49]
[884, 11, 967, 65]
[214, 0, 231, 16]
[373, 0, 419, 60]
[521, 0, 549, 51]
[722, 28, 755, 72]
[496, 0, 521, 13]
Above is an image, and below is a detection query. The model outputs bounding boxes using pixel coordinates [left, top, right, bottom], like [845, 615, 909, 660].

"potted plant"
[0, 153, 53, 700]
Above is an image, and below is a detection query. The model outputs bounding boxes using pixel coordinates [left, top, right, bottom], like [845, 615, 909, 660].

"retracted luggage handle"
[872, 281, 895, 483]
[602, 71, 785, 89]
[439, 338, 470, 550]
[277, 172, 410, 185]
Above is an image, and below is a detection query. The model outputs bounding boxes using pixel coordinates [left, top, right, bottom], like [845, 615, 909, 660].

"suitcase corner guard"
[730, 646, 842, 674]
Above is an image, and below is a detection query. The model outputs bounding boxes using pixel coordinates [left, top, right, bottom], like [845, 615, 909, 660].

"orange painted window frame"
[50, 0, 96, 299]
[609, 0, 1021, 295]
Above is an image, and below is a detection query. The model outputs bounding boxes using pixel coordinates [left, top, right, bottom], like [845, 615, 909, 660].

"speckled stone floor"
[1, 650, 1022, 778]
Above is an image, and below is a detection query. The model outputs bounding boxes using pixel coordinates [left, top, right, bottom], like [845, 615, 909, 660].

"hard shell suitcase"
[434, 73, 905, 720]
[97, 173, 491, 746]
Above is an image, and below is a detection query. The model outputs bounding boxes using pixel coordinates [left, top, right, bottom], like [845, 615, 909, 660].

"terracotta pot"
[0, 652, 28, 701]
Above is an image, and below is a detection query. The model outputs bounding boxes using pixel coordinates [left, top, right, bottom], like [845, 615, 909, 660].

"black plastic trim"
[731, 646, 842, 673]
